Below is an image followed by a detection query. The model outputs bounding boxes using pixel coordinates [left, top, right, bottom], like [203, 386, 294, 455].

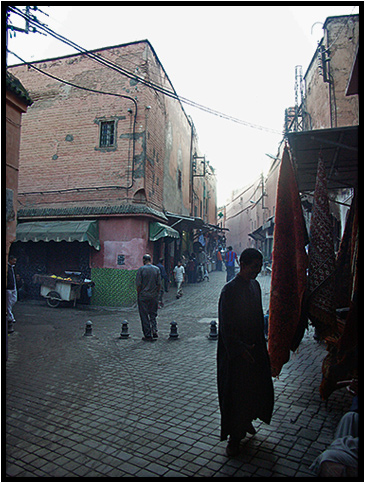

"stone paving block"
[174, 442, 192, 453]
[167, 448, 184, 459]
[193, 440, 214, 451]
[135, 468, 160, 478]
[90, 463, 116, 475]
[39, 461, 62, 475]
[53, 455, 74, 468]
[250, 456, 275, 470]
[234, 464, 257, 477]
[5, 464, 24, 477]
[20, 453, 39, 465]
[144, 461, 170, 476]
[272, 464, 297, 477]
[27, 457, 50, 470]
[298, 463, 316, 476]
[99, 468, 124, 478]
[194, 466, 217, 477]
[280, 437, 298, 449]
[192, 455, 210, 466]
[60, 459, 82, 473]
[30, 468, 53, 477]
[179, 451, 199, 463]
[71, 442, 93, 454]
[146, 449, 166, 461]
[286, 448, 308, 462]
[127, 455, 149, 468]
[205, 459, 226, 472]
[273, 444, 290, 456]
[255, 467, 274, 477]
[163, 469, 186, 477]
[218, 461, 241, 475]
[175, 435, 196, 446]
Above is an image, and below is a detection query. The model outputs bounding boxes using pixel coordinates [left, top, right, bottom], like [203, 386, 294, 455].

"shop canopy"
[165, 212, 228, 235]
[16, 220, 100, 250]
[249, 226, 265, 242]
[287, 125, 358, 192]
[149, 222, 180, 241]
[249, 216, 274, 242]
[165, 212, 205, 232]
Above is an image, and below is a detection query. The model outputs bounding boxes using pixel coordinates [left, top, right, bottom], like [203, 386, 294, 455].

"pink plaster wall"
[91, 216, 149, 270]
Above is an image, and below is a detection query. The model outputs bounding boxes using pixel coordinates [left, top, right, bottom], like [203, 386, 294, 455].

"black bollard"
[84, 320, 93, 336]
[208, 320, 218, 340]
[120, 320, 130, 339]
[169, 321, 179, 339]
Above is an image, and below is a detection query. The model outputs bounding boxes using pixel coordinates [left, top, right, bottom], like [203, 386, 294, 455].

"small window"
[178, 169, 182, 190]
[99, 121, 115, 148]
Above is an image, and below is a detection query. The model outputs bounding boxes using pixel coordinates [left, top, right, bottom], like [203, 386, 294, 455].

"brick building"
[8, 40, 218, 306]
[303, 15, 359, 130]
[288, 14, 359, 246]
[6, 72, 32, 268]
[224, 14, 358, 260]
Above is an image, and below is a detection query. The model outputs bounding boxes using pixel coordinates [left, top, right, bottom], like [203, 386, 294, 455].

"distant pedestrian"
[156, 258, 169, 308]
[191, 253, 197, 283]
[217, 248, 274, 457]
[197, 246, 208, 282]
[6, 255, 18, 325]
[136, 254, 161, 341]
[197, 246, 207, 268]
[225, 246, 238, 282]
[186, 255, 196, 284]
[216, 248, 223, 271]
[16, 273, 29, 300]
[173, 260, 185, 299]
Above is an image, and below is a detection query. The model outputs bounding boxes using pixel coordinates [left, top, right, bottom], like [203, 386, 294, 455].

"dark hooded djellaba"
[217, 248, 274, 457]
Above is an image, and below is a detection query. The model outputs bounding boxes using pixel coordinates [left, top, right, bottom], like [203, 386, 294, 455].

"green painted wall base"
[90, 268, 137, 307]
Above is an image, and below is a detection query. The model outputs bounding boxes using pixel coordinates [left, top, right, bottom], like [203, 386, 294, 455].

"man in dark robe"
[217, 248, 274, 457]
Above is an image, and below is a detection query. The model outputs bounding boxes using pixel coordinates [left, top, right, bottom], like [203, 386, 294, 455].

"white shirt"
[173, 265, 185, 282]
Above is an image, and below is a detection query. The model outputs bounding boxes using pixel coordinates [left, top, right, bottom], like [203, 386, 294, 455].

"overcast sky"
[7, 5, 359, 206]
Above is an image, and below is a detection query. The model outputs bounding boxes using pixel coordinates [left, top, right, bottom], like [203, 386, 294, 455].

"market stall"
[33, 273, 94, 308]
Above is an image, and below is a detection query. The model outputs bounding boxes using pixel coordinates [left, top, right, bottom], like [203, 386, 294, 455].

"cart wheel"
[47, 291, 61, 308]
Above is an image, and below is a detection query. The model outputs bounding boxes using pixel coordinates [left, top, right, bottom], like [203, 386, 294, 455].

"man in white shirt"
[173, 260, 185, 299]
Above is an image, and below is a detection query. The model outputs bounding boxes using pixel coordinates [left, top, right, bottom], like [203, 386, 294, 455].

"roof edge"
[6, 71, 33, 105]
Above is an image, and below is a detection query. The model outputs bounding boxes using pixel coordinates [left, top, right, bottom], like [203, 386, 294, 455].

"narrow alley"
[5, 270, 353, 479]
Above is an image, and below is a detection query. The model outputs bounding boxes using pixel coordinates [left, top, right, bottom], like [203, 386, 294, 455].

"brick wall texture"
[9, 40, 217, 222]
[304, 15, 359, 130]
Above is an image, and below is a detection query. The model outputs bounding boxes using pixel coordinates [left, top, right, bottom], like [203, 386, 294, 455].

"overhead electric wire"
[7, 48, 139, 195]
[7, 6, 282, 135]
[8, 49, 138, 102]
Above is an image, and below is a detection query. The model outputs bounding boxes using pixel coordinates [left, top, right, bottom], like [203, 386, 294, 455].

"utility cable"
[8, 49, 138, 194]
[8, 6, 282, 134]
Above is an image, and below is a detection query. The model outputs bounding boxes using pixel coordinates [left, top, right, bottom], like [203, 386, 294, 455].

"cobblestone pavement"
[6, 270, 353, 479]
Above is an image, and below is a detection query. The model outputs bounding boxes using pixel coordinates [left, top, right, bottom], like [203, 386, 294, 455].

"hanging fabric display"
[268, 146, 308, 377]
[307, 158, 337, 340]
[337, 192, 358, 357]
[334, 195, 356, 308]
[319, 193, 358, 400]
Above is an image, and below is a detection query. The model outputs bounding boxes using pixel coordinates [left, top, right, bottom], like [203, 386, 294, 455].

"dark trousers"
[226, 266, 236, 282]
[138, 296, 158, 338]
